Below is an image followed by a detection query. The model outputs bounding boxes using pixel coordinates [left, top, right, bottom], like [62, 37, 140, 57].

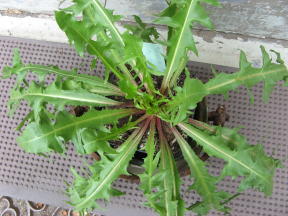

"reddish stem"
[131, 109, 146, 116]
[156, 118, 163, 138]
[139, 118, 153, 135]
[188, 118, 215, 133]
[156, 117, 170, 146]
[112, 101, 135, 108]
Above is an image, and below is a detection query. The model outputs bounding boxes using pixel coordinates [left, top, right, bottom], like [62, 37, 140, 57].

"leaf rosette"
[2, 0, 286, 215]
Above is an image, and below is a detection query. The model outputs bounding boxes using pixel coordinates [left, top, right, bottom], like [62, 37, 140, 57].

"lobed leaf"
[166, 47, 288, 123]
[9, 81, 121, 119]
[64, 0, 125, 46]
[68, 118, 151, 213]
[155, 0, 220, 90]
[18, 108, 135, 154]
[124, 15, 160, 43]
[154, 119, 185, 216]
[2, 49, 123, 96]
[79, 115, 146, 154]
[138, 119, 162, 212]
[121, 32, 156, 93]
[205, 46, 288, 102]
[2, 0, 285, 215]
[178, 122, 280, 196]
[167, 77, 208, 124]
[57, 0, 145, 90]
[171, 127, 230, 215]
[55, 11, 123, 79]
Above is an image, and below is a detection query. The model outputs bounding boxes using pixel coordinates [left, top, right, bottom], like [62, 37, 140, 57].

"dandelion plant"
[3, 0, 287, 215]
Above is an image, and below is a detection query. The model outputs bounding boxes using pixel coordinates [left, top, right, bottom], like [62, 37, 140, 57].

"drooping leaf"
[205, 46, 288, 102]
[68, 119, 151, 213]
[155, 0, 220, 90]
[171, 127, 230, 215]
[178, 122, 280, 196]
[17, 109, 136, 154]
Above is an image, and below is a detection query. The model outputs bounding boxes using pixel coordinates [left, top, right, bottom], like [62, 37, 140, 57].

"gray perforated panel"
[0, 36, 287, 216]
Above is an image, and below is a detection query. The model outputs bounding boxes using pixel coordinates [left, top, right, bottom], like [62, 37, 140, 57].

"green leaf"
[171, 127, 230, 215]
[139, 119, 157, 193]
[64, 0, 124, 46]
[178, 122, 280, 196]
[18, 111, 65, 154]
[63, 79, 122, 97]
[79, 115, 145, 154]
[124, 15, 160, 43]
[57, 0, 142, 86]
[9, 81, 121, 118]
[2, 49, 124, 96]
[121, 32, 156, 91]
[155, 0, 220, 90]
[68, 119, 151, 213]
[57, 0, 148, 90]
[118, 79, 139, 100]
[55, 11, 123, 79]
[154, 120, 185, 216]
[70, 127, 117, 155]
[205, 46, 288, 102]
[139, 119, 163, 212]
[165, 47, 288, 124]
[17, 108, 135, 154]
[167, 78, 208, 124]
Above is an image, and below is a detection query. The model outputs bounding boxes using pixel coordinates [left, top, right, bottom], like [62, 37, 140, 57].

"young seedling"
[3, 0, 287, 215]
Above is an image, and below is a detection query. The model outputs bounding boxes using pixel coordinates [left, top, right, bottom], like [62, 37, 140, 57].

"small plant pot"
[91, 98, 209, 182]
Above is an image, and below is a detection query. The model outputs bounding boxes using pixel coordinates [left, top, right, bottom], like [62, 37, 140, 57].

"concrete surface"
[0, 0, 287, 40]
[0, 0, 287, 70]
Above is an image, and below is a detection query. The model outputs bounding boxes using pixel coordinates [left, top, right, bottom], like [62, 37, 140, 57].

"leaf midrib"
[163, 0, 196, 87]
[19, 66, 120, 91]
[21, 109, 133, 144]
[161, 144, 172, 216]
[180, 123, 269, 183]
[66, 22, 119, 76]
[11, 92, 120, 105]
[91, 0, 125, 46]
[207, 67, 286, 92]
[175, 132, 213, 204]
[76, 128, 142, 209]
